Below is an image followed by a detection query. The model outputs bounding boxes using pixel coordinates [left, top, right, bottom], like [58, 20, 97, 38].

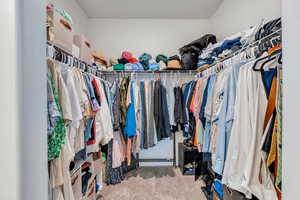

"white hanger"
[176, 71, 180, 86]
[163, 73, 167, 86]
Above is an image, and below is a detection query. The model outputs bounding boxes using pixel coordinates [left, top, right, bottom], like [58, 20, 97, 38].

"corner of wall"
[208, 0, 281, 41]
[47, 0, 89, 36]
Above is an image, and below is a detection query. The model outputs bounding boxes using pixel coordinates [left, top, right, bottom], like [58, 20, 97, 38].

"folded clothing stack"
[211, 37, 242, 57]
[112, 51, 173, 71]
[113, 51, 139, 71]
[196, 25, 259, 69]
[179, 34, 217, 70]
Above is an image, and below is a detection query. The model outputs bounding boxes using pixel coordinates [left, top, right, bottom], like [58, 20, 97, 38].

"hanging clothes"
[111, 80, 121, 131]
[132, 81, 142, 153]
[91, 78, 114, 149]
[166, 81, 176, 126]
[60, 65, 84, 155]
[124, 81, 137, 137]
[139, 81, 147, 149]
[83, 73, 100, 113]
[182, 81, 196, 137]
[153, 80, 171, 141]
[189, 77, 208, 149]
[144, 80, 156, 148]
[103, 140, 125, 185]
[47, 62, 67, 160]
[112, 130, 126, 169]
[119, 77, 130, 132]
[174, 86, 185, 125]
[213, 56, 254, 175]
[208, 62, 231, 157]
[222, 61, 277, 200]
[202, 74, 216, 153]
[275, 65, 283, 197]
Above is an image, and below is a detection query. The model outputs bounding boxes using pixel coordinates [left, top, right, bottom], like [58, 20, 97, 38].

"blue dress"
[124, 81, 137, 137]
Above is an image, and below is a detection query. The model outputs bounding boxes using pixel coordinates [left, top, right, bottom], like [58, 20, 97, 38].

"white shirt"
[61, 66, 83, 125]
[94, 78, 114, 147]
[61, 66, 83, 155]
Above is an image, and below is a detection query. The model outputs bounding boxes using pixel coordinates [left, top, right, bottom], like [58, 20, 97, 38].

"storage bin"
[47, 9, 73, 52]
[74, 34, 93, 64]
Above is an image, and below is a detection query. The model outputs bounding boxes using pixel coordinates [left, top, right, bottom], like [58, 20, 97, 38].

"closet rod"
[47, 41, 199, 75]
[139, 158, 174, 162]
[98, 70, 199, 74]
[198, 28, 282, 74]
[47, 40, 91, 69]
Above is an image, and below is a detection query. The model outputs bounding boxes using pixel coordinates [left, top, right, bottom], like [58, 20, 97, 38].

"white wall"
[47, 0, 88, 35]
[19, 0, 48, 199]
[44, 0, 282, 56]
[282, 0, 300, 199]
[210, 0, 281, 40]
[0, 0, 20, 199]
[87, 19, 212, 58]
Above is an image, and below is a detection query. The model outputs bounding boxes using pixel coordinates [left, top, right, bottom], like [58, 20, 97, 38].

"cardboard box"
[74, 35, 93, 64]
[47, 9, 73, 52]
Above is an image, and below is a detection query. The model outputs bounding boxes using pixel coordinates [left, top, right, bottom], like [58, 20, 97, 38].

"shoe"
[184, 163, 193, 169]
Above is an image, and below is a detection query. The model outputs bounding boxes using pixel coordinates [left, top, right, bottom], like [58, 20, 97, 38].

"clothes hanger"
[52, 47, 57, 60]
[244, 48, 249, 59]
[251, 47, 256, 59]
[55, 50, 60, 62]
[216, 63, 220, 73]
[214, 64, 218, 73]
[68, 54, 71, 66]
[176, 71, 180, 86]
[268, 45, 282, 55]
[258, 49, 282, 71]
[62, 51, 65, 64]
[278, 53, 282, 64]
[156, 74, 161, 81]
[247, 48, 252, 59]
[252, 54, 271, 71]
[219, 62, 223, 72]
[213, 64, 216, 74]
[79, 59, 82, 69]
[59, 51, 63, 63]
[75, 57, 78, 68]
[163, 73, 167, 85]
[269, 48, 282, 57]
[63, 52, 67, 64]
[257, 31, 281, 56]
[259, 56, 278, 71]
[67, 54, 70, 66]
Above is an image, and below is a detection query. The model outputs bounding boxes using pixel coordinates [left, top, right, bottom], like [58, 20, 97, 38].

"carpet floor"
[99, 166, 206, 200]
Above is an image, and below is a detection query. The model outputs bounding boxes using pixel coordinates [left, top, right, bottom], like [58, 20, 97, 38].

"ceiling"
[76, 0, 223, 19]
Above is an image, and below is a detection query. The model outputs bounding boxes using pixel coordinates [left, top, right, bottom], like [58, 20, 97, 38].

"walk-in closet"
[45, 1, 282, 199]
[8, 0, 300, 200]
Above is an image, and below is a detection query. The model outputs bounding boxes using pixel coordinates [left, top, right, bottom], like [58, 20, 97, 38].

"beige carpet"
[99, 167, 206, 200]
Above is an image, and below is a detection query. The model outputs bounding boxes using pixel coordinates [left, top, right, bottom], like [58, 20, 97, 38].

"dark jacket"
[153, 80, 171, 141]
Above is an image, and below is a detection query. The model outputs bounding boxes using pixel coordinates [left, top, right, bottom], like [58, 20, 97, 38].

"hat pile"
[112, 51, 184, 71]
